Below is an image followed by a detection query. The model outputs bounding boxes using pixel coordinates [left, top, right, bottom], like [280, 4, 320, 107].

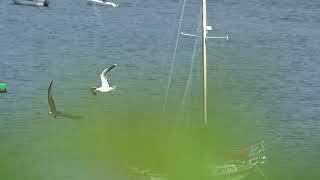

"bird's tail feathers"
[90, 87, 97, 96]
[111, 85, 116, 92]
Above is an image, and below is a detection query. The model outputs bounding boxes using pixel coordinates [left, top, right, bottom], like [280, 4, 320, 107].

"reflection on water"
[1, 0, 320, 179]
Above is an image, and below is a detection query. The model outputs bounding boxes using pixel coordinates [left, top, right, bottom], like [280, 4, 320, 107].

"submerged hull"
[87, 0, 118, 7]
[13, 0, 49, 7]
[128, 141, 266, 180]
[208, 141, 266, 179]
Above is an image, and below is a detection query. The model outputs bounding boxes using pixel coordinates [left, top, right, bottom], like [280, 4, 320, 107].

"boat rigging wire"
[179, 9, 202, 113]
[163, 0, 188, 112]
[255, 164, 269, 180]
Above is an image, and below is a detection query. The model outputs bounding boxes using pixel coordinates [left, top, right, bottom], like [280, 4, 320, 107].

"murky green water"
[1, 0, 320, 179]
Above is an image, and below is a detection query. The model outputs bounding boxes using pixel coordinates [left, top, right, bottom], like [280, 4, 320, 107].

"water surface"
[1, 0, 320, 179]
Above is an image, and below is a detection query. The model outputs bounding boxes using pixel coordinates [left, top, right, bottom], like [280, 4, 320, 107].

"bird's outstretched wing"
[100, 64, 117, 88]
[47, 81, 83, 120]
[48, 81, 57, 116]
[58, 111, 84, 119]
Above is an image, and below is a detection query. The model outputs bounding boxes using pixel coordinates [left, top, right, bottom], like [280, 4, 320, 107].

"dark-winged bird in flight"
[48, 81, 83, 119]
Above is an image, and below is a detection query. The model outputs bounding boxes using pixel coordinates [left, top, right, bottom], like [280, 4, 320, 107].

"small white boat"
[87, 0, 119, 7]
[13, 0, 49, 7]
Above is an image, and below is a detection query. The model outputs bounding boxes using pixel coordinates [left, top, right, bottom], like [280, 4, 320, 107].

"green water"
[1, 0, 320, 179]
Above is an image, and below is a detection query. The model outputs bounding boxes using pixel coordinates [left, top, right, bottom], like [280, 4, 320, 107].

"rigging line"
[179, 9, 203, 113]
[162, 0, 188, 112]
[158, 0, 185, 85]
[179, 39, 199, 113]
[255, 164, 269, 180]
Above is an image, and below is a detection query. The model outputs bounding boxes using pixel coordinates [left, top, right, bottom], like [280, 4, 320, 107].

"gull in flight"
[48, 81, 83, 119]
[91, 64, 117, 95]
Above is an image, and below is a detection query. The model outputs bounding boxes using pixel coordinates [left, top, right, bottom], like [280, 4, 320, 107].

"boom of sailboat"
[181, 31, 229, 40]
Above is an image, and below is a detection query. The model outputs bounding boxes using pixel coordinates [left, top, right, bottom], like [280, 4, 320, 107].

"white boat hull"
[87, 0, 118, 7]
[13, 0, 48, 7]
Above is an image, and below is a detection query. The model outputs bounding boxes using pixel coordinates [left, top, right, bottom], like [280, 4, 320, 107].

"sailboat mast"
[202, 0, 208, 126]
